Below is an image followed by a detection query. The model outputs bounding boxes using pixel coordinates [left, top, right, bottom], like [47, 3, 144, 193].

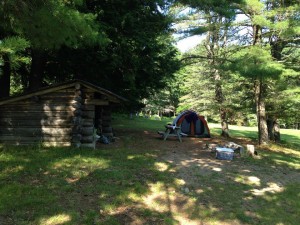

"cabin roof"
[0, 79, 127, 106]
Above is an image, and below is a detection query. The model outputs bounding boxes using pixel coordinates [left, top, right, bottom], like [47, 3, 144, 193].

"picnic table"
[162, 125, 183, 142]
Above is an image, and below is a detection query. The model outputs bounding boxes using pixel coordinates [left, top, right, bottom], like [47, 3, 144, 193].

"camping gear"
[225, 142, 245, 156]
[216, 147, 234, 160]
[172, 110, 210, 137]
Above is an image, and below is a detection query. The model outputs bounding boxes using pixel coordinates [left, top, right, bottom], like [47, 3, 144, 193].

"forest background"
[0, 0, 299, 145]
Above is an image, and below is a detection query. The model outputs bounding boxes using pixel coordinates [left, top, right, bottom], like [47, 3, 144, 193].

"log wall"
[0, 89, 77, 146]
[80, 86, 95, 148]
[0, 83, 115, 147]
[94, 106, 113, 138]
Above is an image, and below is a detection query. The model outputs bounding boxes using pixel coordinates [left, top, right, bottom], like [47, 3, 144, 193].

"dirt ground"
[111, 129, 259, 180]
[111, 128, 299, 180]
[99, 130, 300, 225]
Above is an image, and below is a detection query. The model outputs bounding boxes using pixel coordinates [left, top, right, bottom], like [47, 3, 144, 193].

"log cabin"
[0, 80, 126, 148]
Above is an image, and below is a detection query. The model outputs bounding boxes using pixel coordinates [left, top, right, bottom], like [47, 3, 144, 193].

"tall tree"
[45, 0, 180, 106]
[234, 0, 299, 144]
[204, 13, 233, 137]
[0, 0, 106, 93]
[0, 37, 29, 98]
[0, 54, 10, 98]
[173, 1, 241, 137]
[175, 0, 299, 144]
[265, 0, 300, 140]
[230, 46, 283, 144]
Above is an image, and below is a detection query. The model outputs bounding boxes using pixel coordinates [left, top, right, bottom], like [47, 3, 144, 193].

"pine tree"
[0, 0, 107, 93]
[174, 1, 240, 137]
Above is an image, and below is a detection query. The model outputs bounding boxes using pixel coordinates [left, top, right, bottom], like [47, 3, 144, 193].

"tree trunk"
[254, 79, 268, 145]
[28, 48, 46, 91]
[273, 119, 280, 142]
[267, 117, 281, 142]
[267, 117, 275, 141]
[215, 70, 230, 138]
[17, 63, 30, 91]
[220, 107, 229, 137]
[0, 54, 11, 98]
[252, 22, 269, 145]
[205, 13, 230, 138]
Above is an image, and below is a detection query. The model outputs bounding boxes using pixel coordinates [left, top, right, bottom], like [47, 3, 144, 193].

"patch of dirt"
[109, 129, 299, 185]
[97, 129, 300, 224]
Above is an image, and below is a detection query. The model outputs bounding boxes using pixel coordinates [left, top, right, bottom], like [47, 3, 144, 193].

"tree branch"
[180, 54, 235, 63]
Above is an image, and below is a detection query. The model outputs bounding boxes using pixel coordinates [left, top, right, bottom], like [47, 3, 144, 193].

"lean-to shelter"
[0, 80, 126, 148]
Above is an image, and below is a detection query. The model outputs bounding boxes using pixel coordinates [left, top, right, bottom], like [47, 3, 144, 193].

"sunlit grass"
[39, 213, 72, 225]
[209, 123, 300, 147]
[0, 144, 179, 224]
[115, 115, 300, 147]
[0, 115, 299, 224]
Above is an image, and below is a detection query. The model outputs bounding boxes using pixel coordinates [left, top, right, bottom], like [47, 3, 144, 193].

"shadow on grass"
[210, 127, 258, 141]
[256, 146, 300, 170]
[162, 150, 300, 225]
[1, 124, 299, 225]
[0, 145, 179, 224]
[280, 133, 300, 150]
[187, 177, 300, 224]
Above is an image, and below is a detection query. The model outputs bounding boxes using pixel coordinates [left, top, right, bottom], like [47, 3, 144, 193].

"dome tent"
[173, 110, 210, 137]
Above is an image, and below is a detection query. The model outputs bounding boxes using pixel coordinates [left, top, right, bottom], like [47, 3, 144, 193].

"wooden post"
[72, 84, 83, 147]
[246, 144, 256, 157]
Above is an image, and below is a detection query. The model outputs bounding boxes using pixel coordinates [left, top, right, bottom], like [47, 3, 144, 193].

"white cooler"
[216, 147, 234, 160]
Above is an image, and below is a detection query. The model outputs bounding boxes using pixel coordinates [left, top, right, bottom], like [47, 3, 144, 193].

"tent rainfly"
[173, 110, 210, 137]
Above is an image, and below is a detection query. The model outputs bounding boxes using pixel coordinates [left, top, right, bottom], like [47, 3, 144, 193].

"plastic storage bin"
[216, 147, 234, 160]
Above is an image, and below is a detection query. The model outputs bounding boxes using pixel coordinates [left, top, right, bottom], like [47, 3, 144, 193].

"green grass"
[0, 115, 299, 224]
[112, 114, 173, 132]
[0, 145, 178, 224]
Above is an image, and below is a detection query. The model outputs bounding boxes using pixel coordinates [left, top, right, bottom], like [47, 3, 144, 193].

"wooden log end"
[246, 144, 258, 157]
[75, 83, 81, 90]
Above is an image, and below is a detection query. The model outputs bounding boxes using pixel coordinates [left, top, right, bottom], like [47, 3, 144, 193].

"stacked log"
[0, 81, 119, 147]
[80, 87, 96, 148]
[246, 144, 258, 157]
[0, 92, 75, 146]
[71, 84, 83, 147]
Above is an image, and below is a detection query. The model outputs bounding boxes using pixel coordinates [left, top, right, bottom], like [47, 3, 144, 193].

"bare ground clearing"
[96, 129, 300, 225]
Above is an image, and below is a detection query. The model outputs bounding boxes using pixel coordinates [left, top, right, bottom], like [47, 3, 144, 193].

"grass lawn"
[0, 115, 299, 225]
